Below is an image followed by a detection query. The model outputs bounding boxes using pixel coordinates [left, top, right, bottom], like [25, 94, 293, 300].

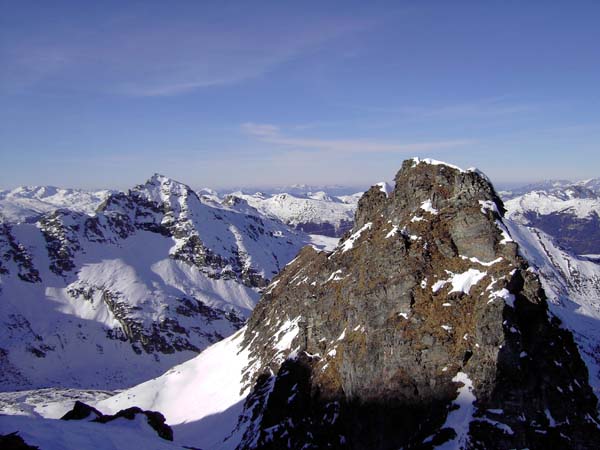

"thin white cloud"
[241, 122, 474, 153]
[2, 11, 370, 97]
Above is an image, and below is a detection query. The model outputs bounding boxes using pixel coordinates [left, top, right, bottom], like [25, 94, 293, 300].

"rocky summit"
[231, 158, 600, 449]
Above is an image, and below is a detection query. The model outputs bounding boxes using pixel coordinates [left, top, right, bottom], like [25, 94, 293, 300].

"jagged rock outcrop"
[231, 158, 600, 449]
[0, 222, 40, 283]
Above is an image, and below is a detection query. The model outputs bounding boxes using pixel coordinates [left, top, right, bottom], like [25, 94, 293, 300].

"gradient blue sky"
[1, 1, 599, 190]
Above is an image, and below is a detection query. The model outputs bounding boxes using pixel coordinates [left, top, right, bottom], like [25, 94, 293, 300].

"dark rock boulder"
[60, 400, 102, 421]
[61, 401, 173, 441]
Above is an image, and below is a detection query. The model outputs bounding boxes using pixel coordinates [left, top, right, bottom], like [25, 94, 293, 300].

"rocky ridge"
[231, 158, 600, 449]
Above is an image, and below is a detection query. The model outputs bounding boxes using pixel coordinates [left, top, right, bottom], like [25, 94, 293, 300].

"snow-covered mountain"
[504, 181, 600, 256]
[89, 160, 600, 449]
[499, 177, 600, 200]
[0, 174, 310, 391]
[227, 190, 362, 237]
[220, 184, 365, 198]
[0, 186, 113, 223]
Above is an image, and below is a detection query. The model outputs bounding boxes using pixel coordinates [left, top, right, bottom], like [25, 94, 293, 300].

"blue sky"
[1, 1, 599, 189]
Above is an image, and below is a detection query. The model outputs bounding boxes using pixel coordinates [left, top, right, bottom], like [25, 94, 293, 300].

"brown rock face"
[232, 159, 600, 449]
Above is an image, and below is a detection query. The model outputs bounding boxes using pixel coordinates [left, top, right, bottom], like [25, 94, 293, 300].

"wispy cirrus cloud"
[1, 6, 371, 97]
[241, 122, 474, 153]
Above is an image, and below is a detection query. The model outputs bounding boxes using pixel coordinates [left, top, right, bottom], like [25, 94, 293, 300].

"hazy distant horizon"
[0, 171, 591, 195]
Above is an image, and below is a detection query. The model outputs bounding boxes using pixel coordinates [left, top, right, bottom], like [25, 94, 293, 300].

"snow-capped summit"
[132, 173, 194, 206]
[0, 174, 310, 391]
[579, 177, 600, 194]
[307, 191, 338, 202]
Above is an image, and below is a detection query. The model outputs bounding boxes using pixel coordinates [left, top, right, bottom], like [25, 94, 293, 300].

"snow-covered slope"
[504, 184, 600, 255]
[228, 189, 364, 237]
[0, 174, 309, 391]
[95, 320, 307, 449]
[496, 179, 600, 396]
[0, 186, 113, 223]
[505, 221, 600, 397]
[0, 413, 182, 450]
[96, 328, 253, 449]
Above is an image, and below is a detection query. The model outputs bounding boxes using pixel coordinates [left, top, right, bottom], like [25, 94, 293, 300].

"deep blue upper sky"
[1, 1, 599, 189]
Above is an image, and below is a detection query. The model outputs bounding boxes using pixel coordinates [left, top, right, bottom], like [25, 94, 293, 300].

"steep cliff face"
[233, 159, 600, 449]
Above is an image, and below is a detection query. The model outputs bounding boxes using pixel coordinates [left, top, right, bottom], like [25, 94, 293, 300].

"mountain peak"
[229, 157, 599, 449]
[353, 158, 506, 257]
[144, 173, 182, 188]
[410, 156, 467, 172]
[132, 174, 196, 206]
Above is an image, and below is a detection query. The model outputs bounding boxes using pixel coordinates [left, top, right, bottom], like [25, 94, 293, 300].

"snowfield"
[96, 328, 251, 449]
[0, 414, 183, 450]
[504, 219, 600, 397]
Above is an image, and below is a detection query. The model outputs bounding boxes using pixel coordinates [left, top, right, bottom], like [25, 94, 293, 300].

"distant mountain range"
[499, 178, 600, 200]
[226, 190, 361, 237]
[0, 186, 113, 223]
